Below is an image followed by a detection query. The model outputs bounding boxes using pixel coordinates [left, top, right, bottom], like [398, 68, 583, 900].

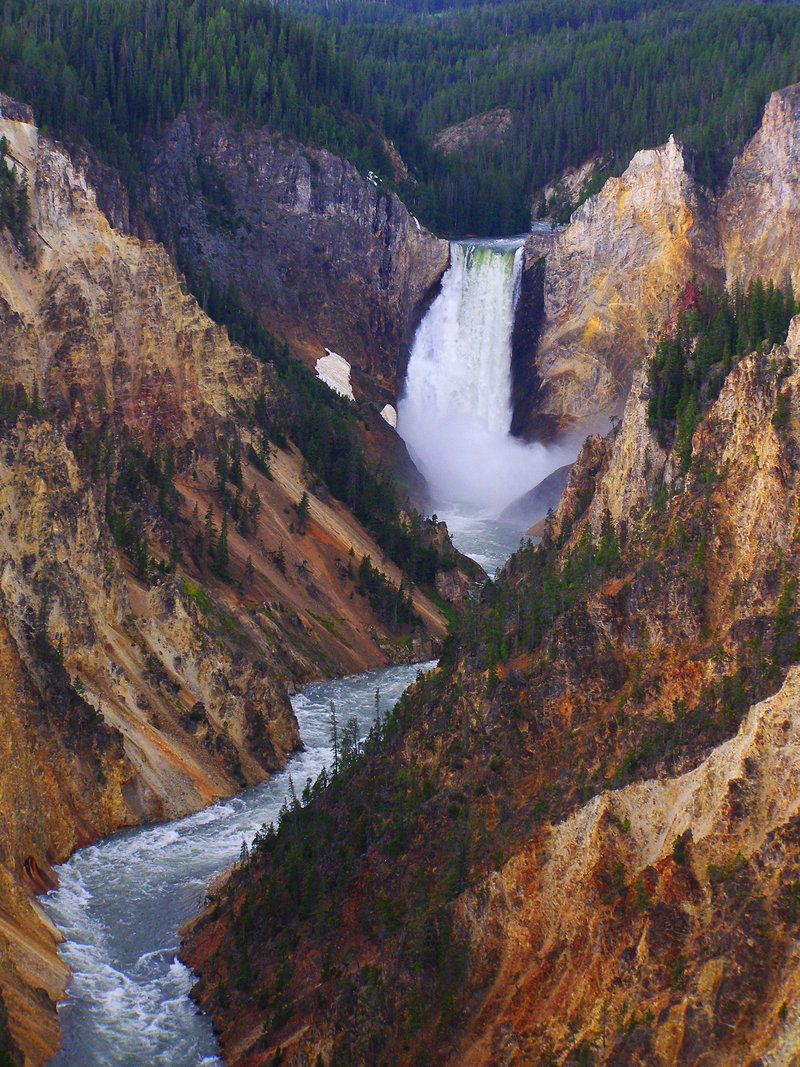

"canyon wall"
[185, 303, 800, 1065]
[145, 111, 449, 397]
[516, 83, 800, 436]
[0, 101, 455, 1063]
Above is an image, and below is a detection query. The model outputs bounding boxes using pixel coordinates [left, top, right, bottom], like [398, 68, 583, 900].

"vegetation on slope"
[194, 276, 460, 591]
[0, 0, 387, 185]
[647, 277, 797, 466]
[453, 278, 796, 675]
[0, 135, 31, 255]
[290, 0, 800, 233]
[184, 290, 800, 1064]
[3, 0, 800, 234]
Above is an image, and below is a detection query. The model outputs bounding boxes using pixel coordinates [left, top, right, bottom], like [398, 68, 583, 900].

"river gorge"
[44, 662, 438, 1066]
[41, 231, 563, 1065]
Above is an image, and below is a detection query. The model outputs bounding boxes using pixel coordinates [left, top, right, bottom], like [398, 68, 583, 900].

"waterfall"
[403, 241, 523, 434]
[397, 237, 569, 516]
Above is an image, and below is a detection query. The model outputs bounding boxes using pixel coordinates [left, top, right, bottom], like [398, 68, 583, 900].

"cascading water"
[397, 237, 574, 572]
[403, 240, 523, 438]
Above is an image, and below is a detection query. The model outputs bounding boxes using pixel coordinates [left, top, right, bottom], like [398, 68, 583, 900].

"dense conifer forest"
[2, 0, 800, 234]
[288, 0, 800, 233]
[0, 0, 386, 182]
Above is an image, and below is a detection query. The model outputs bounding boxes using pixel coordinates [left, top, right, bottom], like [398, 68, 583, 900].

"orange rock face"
[182, 308, 800, 1065]
[518, 83, 800, 436]
[0, 104, 453, 1063]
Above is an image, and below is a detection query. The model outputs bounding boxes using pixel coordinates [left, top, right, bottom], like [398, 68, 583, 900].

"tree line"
[291, 0, 800, 234]
[3, 0, 800, 236]
[648, 277, 796, 467]
[0, 0, 388, 186]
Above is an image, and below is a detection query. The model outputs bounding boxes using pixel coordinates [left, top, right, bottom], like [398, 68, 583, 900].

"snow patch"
[315, 350, 354, 401]
[380, 404, 397, 428]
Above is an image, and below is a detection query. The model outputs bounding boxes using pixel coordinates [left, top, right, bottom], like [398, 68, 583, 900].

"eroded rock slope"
[183, 296, 800, 1064]
[0, 101, 458, 1064]
[145, 110, 449, 396]
[518, 83, 800, 436]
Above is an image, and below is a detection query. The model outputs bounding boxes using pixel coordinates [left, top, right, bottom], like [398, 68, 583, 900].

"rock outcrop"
[432, 108, 513, 157]
[145, 111, 449, 395]
[517, 83, 800, 437]
[182, 303, 800, 1065]
[719, 82, 800, 292]
[449, 663, 800, 1065]
[525, 135, 722, 432]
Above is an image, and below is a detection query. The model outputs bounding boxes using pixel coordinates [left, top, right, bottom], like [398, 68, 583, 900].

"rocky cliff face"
[0, 102, 456, 1063]
[525, 135, 722, 432]
[182, 304, 800, 1064]
[145, 111, 449, 397]
[719, 82, 800, 293]
[518, 83, 800, 437]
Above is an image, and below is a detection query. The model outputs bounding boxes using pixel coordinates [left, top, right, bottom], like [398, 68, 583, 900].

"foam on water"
[44, 660, 435, 1065]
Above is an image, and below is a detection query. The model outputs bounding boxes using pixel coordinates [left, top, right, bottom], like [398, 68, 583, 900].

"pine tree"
[296, 490, 310, 535]
[274, 542, 286, 575]
[215, 513, 230, 580]
[230, 447, 243, 488]
[204, 504, 215, 557]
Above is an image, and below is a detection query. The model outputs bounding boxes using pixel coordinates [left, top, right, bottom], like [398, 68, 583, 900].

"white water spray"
[397, 237, 572, 516]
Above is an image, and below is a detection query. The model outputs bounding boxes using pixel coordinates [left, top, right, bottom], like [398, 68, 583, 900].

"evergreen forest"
[2, 0, 800, 234]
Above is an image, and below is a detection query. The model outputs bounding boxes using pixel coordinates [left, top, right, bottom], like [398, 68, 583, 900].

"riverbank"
[41, 662, 436, 1066]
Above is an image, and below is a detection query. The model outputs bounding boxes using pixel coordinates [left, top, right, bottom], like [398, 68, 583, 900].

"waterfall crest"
[397, 237, 569, 515]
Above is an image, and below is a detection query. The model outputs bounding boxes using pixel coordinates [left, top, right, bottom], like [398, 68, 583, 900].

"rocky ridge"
[432, 108, 514, 158]
[517, 84, 800, 436]
[145, 110, 449, 398]
[182, 288, 800, 1064]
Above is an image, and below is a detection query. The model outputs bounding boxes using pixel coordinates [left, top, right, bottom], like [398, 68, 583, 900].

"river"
[43, 660, 436, 1066]
[42, 231, 549, 1063]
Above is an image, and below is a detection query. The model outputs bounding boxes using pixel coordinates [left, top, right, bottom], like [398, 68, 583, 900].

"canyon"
[85, 87, 800, 450]
[180, 85, 800, 1065]
[0, 98, 469, 1064]
[3, 63, 800, 1067]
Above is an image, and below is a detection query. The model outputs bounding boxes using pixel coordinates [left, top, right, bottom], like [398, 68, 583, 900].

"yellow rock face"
[0, 111, 451, 1062]
[447, 663, 800, 1066]
[534, 135, 722, 426]
[719, 83, 800, 293]
[526, 83, 800, 432]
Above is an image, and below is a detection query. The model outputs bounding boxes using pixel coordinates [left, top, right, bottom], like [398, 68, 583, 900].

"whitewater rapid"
[397, 236, 573, 518]
[43, 662, 435, 1066]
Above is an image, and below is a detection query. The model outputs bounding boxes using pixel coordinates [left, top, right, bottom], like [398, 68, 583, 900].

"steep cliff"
[719, 82, 800, 293]
[145, 110, 449, 397]
[182, 295, 800, 1063]
[0, 101, 458, 1063]
[525, 136, 722, 433]
[517, 82, 800, 438]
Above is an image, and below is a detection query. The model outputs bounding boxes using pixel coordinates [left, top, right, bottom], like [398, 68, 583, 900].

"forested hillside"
[0, 0, 387, 183]
[290, 0, 800, 233]
[183, 289, 800, 1063]
[3, 0, 800, 234]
